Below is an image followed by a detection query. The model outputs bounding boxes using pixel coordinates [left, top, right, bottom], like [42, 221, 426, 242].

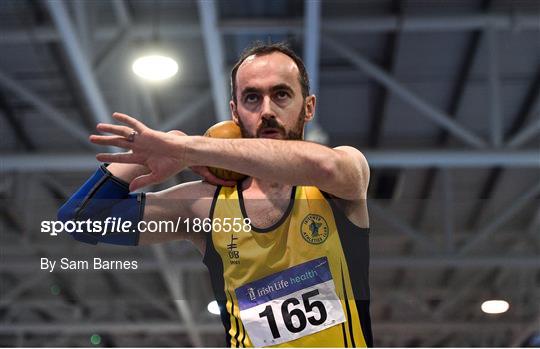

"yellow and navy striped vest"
[203, 183, 372, 347]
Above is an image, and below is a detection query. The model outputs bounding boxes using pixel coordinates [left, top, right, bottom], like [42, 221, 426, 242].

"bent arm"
[57, 164, 144, 245]
[58, 164, 215, 246]
[184, 137, 370, 200]
[90, 113, 369, 198]
[139, 180, 215, 245]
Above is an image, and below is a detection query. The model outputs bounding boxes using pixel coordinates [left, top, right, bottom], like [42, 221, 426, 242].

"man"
[59, 42, 372, 347]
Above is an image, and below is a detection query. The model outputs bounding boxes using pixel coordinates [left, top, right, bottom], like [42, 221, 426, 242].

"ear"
[230, 100, 240, 125]
[304, 95, 316, 122]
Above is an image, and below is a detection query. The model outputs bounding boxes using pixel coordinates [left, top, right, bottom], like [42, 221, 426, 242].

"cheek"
[236, 108, 258, 127]
[287, 100, 305, 120]
[238, 103, 255, 115]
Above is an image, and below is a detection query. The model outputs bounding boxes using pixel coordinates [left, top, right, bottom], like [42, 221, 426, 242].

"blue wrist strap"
[58, 165, 144, 246]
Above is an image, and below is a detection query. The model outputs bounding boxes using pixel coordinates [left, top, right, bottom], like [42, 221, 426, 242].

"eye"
[275, 90, 290, 100]
[244, 94, 259, 103]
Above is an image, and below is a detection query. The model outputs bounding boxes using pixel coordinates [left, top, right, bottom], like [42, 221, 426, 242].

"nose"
[260, 95, 277, 120]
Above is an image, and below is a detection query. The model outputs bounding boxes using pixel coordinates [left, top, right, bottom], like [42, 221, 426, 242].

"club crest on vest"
[300, 214, 329, 244]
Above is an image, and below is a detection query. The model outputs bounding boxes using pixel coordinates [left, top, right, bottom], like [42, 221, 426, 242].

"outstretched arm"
[184, 138, 369, 200]
[57, 164, 215, 247]
[92, 113, 370, 200]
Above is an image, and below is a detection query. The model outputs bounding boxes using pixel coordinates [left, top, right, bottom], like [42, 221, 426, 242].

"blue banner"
[235, 256, 332, 310]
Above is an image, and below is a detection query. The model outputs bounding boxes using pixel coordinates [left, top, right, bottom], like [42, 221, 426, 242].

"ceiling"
[0, 0, 539, 347]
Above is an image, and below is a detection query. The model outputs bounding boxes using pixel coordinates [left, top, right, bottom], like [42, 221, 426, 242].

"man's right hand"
[90, 113, 189, 191]
[96, 129, 187, 186]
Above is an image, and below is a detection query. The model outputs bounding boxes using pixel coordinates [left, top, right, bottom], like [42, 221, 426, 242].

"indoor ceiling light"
[207, 300, 220, 315]
[132, 54, 178, 81]
[481, 299, 509, 314]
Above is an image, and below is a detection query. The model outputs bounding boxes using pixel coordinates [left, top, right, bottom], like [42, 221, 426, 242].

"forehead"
[236, 52, 301, 92]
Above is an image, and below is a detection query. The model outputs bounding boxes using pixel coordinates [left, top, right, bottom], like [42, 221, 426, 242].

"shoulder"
[332, 146, 370, 200]
[333, 146, 370, 173]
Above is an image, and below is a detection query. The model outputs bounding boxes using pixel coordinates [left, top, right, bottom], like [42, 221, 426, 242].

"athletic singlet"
[203, 183, 373, 347]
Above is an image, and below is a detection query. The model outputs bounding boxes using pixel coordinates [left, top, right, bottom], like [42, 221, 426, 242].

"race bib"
[235, 257, 345, 347]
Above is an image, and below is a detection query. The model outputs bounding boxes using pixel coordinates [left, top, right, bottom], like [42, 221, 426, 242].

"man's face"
[230, 52, 315, 140]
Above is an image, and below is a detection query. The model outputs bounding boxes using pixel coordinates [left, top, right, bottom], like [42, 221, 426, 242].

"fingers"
[112, 112, 146, 132]
[96, 123, 134, 137]
[130, 173, 158, 191]
[96, 152, 142, 164]
[191, 166, 236, 187]
[90, 135, 132, 149]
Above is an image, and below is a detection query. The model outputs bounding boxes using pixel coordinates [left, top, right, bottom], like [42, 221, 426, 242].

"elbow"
[318, 157, 338, 183]
[317, 156, 353, 195]
[348, 155, 370, 200]
[322, 151, 369, 200]
[337, 175, 367, 200]
[337, 184, 364, 201]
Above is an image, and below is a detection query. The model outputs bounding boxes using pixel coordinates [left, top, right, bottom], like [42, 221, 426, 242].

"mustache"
[256, 118, 285, 136]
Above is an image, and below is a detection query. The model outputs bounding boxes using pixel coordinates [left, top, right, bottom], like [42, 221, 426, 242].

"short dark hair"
[230, 42, 310, 104]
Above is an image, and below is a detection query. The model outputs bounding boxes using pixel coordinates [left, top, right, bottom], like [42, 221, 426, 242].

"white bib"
[235, 257, 346, 347]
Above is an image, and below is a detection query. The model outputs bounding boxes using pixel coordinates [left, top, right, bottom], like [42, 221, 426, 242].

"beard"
[236, 106, 305, 140]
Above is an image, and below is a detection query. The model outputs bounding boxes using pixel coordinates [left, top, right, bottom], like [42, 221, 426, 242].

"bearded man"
[59, 42, 372, 347]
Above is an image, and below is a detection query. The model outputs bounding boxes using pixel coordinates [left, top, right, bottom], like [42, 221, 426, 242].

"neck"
[242, 177, 291, 197]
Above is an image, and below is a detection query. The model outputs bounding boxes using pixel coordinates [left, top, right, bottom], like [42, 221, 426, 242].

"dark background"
[0, 0, 539, 346]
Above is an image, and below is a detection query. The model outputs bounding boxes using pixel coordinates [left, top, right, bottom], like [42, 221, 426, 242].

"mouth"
[258, 128, 283, 139]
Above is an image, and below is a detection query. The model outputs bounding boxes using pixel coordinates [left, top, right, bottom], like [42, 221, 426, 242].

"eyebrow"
[240, 83, 295, 97]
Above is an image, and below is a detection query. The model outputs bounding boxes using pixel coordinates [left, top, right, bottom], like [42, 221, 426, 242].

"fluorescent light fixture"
[132, 55, 179, 81]
[481, 300, 509, 314]
[207, 300, 220, 315]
